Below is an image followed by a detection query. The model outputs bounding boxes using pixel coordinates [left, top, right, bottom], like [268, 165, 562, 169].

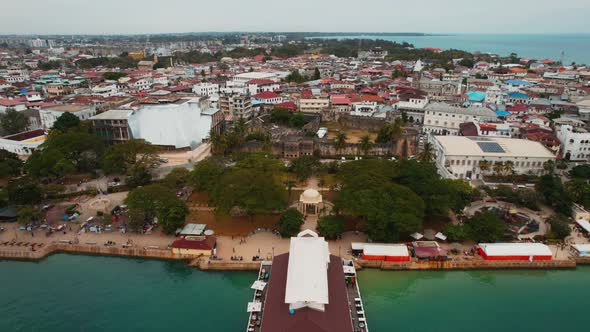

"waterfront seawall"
[358, 259, 576, 270]
[0, 246, 583, 271]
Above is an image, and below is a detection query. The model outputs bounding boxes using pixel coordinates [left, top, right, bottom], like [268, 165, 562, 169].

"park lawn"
[186, 209, 281, 236]
[320, 122, 377, 144]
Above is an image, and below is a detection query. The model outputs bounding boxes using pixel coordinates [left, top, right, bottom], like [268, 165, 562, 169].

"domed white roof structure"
[300, 189, 322, 204]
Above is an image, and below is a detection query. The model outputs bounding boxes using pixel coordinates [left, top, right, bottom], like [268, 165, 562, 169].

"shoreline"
[2, 243, 590, 272]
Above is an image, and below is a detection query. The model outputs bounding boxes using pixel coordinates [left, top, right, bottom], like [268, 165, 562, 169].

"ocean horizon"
[310, 33, 590, 65]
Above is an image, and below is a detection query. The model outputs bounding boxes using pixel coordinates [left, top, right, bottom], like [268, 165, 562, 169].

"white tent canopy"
[247, 302, 262, 312]
[284, 229, 330, 312]
[410, 232, 424, 240]
[435, 232, 447, 241]
[479, 243, 552, 256]
[362, 244, 409, 257]
[575, 219, 590, 233]
[251, 280, 267, 291]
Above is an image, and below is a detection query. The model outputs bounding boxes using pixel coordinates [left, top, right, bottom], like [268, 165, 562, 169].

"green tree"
[101, 139, 157, 175]
[566, 179, 590, 208]
[570, 164, 590, 179]
[479, 160, 491, 174]
[375, 121, 402, 144]
[317, 215, 345, 240]
[190, 158, 225, 192]
[418, 142, 434, 162]
[289, 156, 320, 181]
[163, 167, 190, 190]
[493, 162, 504, 176]
[125, 164, 152, 189]
[103, 72, 127, 80]
[6, 177, 42, 205]
[125, 184, 188, 234]
[17, 207, 41, 225]
[442, 223, 467, 241]
[212, 155, 287, 218]
[464, 211, 507, 242]
[285, 70, 306, 83]
[547, 214, 571, 240]
[536, 175, 572, 215]
[334, 132, 347, 152]
[0, 149, 23, 177]
[312, 67, 321, 80]
[0, 109, 29, 135]
[52, 112, 80, 132]
[26, 130, 104, 178]
[359, 135, 372, 155]
[276, 208, 304, 237]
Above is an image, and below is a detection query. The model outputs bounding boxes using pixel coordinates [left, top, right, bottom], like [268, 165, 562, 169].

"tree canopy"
[101, 139, 156, 175]
[464, 211, 508, 243]
[211, 154, 287, 216]
[317, 215, 345, 240]
[0, 149, 23, 178]
[0, 109, 29, 135]
[52, 112, 81, 132]
[276, 208, 304, 237]
[190, 158, 225, 192]
[125, 184, 188, 234]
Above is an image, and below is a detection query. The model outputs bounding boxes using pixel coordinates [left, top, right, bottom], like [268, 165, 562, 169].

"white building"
[285, 230, 330, 312]
[351, 101, 378, 117]
[192, 82, 219, 97]
[432, 136, 555, 179]
[91, 84, 120, 98]
[39, 104, 97, 129]
[557, 125, 590, 161]
[128, 98, 218, 149]
[299, 98, 330, 113]
[422, 103, 498, 135]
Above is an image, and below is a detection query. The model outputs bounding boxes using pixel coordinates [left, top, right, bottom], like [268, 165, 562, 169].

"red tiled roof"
[260, 253, 353, 332]
[170, 236, 215, 250]
[253, 91, 280, 99]
[276, 101, 297, 111]
[247, 78, 276, 85]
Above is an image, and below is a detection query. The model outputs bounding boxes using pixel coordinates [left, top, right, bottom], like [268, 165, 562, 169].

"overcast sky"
[1, 0, 588, 35]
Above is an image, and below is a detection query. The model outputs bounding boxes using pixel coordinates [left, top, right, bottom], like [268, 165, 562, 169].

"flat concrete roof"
[44, 104, 89, 112]
[435, 136, 555, 159]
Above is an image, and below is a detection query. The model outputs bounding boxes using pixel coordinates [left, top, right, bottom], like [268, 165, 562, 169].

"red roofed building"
[253, 91, 283, 105]
[276, 101, 297, 111]
[170, 236, 216, 257]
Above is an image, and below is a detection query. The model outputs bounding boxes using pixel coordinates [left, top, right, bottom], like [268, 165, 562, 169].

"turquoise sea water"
[312, 34, 590, 65]
[1, 254, 590, 332]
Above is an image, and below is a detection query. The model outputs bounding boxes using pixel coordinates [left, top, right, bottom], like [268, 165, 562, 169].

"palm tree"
[335, 132, 347, 152]
[543, 160, 555, 175]
[493, 162, 504, 176]
[359, 135, 372, 155]
[479, 160, 491, 174]
[418, 142, 434, 162]
[503, 161, 515, 176]
[209, 130, 227, 155]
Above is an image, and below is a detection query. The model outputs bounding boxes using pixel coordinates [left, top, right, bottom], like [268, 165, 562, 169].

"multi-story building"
[299, 98, 330, 113]
[432, 136, 556, 180]
[413, 79, 460, 101]
[422, 103, 498, 135]
[39, 104, 97, 129]
[192, 82, 219, 97]
[557, 125, 590, 161]
[90, 109, 133, 144]
[219, 92, 253, 121]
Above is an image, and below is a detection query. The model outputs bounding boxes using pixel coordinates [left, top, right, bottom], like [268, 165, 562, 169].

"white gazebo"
[298, 188, 323, 216]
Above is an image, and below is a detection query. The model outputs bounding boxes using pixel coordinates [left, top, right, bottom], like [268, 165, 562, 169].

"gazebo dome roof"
[300, 189, 322, 204]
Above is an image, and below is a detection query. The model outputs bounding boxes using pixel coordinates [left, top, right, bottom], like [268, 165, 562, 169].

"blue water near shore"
[1, 254, 590, 331]
[312, 34, 590, 65]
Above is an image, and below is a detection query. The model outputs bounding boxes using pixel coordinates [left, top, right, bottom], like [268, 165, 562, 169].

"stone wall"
[359, 258, 576, 270]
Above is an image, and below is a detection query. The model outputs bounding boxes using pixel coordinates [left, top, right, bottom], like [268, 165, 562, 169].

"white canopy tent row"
[251, 280, 267, 291]
[284, 229, 330, 312]
[247, 302, 262, 313]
